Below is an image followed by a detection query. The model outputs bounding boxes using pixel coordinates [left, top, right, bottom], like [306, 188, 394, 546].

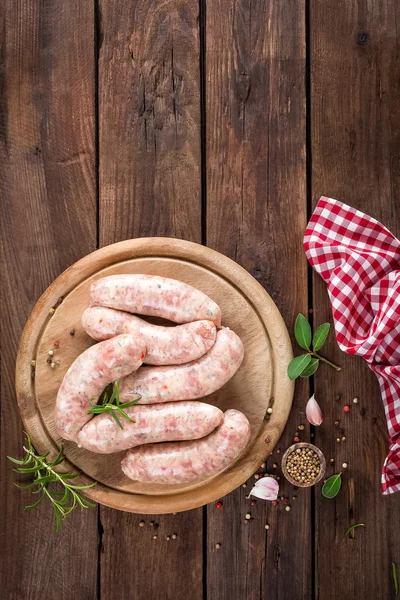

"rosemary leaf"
[8, 434, 96, 531]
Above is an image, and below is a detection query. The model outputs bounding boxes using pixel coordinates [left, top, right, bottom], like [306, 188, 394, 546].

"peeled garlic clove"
[249, 476, 279, 501]
[306, 394, 323, 426]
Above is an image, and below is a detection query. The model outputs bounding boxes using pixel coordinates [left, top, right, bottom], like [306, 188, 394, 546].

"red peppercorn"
[272, 500, 279, 507]
[251, 500, 256, 506]
[216, 501, 222, 509]
[53, 340, 60, 347]
[283, 498, 289, 505]
[343, 405, 350, 412]
[293, 436, 300, 442]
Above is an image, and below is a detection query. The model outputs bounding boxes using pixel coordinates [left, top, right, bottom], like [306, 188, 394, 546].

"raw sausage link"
[77, 401, 224, 454]
[55, 334, 146, 442]
[118, 328, 244, 404]
[89, 274, 222, 326]
[121, 409, 250, 484]
[81, 306, 217, 365]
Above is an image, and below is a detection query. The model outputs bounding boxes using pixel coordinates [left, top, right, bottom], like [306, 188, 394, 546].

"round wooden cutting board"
[16, 238, 294, 513]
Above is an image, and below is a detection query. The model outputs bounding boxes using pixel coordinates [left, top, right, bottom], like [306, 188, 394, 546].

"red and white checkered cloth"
[304, 196, 400, 495]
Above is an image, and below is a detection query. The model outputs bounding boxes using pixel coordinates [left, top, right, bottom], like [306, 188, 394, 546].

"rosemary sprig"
[8, 433, 96, 531]
[87, 380, 141, 429]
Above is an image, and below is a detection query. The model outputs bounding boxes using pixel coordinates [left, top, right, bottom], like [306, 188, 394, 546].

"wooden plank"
[205, 1, 310, 598]
[98, 1, 203, 598]
[0, 1, 98, 598]
[98, 0, 201, 245]
[311, 1, 400, 598]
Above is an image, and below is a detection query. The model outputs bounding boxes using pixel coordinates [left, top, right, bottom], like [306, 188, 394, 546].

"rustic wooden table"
[1, 1, 400, 599]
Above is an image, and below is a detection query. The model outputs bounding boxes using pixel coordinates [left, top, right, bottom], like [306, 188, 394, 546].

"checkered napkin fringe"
[304, 196, 400, 495]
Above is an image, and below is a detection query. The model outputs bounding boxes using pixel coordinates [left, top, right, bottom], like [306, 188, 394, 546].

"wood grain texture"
[16, 240, 294, 510]
[205, 0, 310, 598]
[99, 0, 201, 244]
[311, 1, 400, 598]
[98, 1, 203, 598]
[0, 1, 98, 599]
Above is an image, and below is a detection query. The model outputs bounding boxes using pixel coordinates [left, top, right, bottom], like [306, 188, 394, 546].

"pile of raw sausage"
[55, 274, 250, 485]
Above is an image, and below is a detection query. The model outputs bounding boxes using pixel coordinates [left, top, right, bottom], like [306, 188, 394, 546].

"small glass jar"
[281, 442, 326, 487]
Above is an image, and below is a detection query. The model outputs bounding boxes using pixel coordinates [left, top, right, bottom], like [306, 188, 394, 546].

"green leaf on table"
[345, 523, 365, 536]
[322, 473, 342, 499]
[287, 354, 312, 381]
[392, 562, 399, 595]
[294, 314, 312, 350]
[300, 358, 319, 377]
[313, 323, 331, 352]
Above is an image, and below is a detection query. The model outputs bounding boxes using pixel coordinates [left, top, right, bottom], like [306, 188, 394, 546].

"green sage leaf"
[322, 473, 342, 499]
[287, 354, 312, 381]
[294, 314, 312, 350]
[313, 323, 331, 351]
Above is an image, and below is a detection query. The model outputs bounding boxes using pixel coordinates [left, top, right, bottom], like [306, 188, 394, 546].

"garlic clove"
[306, 394, 323, 426]
[249, 476, 279, 501]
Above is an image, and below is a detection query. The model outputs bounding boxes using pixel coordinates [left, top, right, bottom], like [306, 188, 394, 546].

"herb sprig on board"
[287, 313, 341, 380]
[87, 380, 141, 428]
[8, 434, 96, 531]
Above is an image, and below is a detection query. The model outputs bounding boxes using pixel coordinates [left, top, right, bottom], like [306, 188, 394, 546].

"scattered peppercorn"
[242, 483, 247, 488]
[216, 501, 222, 508]
[276, 449, 281, 454]
[69, 329, 75, 336]
[172, 534, 177, 539]
[330, 458, 335, 464]
[344, 405, 350, 412]
[298, 425, 305, 431]
[284, 447, 321, 485]
[166, 536, 171, 541]
[245, 513, 251, 519]
[335, 420, 340, 427]
[285, 506, 291, 512]
[139, 521, 145, 527]
[276, 476, 280, 481]
[53, 341, 60, 347]
[353, 397, 359, 404]
[31, 360, 36, 367]
[283, 498, 289, 505]
[342, 436, 346, 442]
[46, 357, 52, 364]
[272, 500, 279, 507]
[48, 350, 54, 356]
[254, 474, 260, 479]
[150, 521, 155, 527]
[152, 535, 158, 540]
[292, 495, 297, 500]
[293, 436, 300, 443]
[267, 408, 273, 414]
[215, 543, 221, 549]
[50, 362, 56, 369]
[243, 519, 249, 524]
[49, 308, 55, 315]
[336, 438, 341, 443]
[251, 500, 256, 506]
[260, 463, 266, 469]
[342, 463, 348, 469]
[265, 524, 270, 530]
[272, 463, 277, 469]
